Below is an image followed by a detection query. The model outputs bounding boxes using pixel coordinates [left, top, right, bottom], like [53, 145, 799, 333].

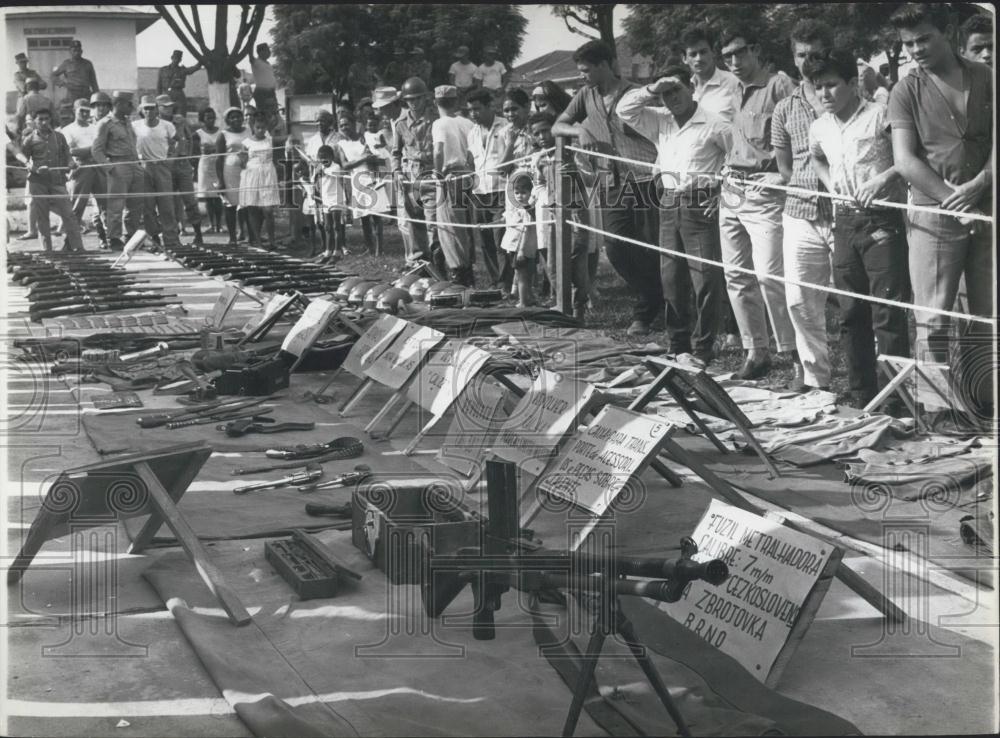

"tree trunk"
[888, 41, 902, 84]
[208, 82, 231, 115]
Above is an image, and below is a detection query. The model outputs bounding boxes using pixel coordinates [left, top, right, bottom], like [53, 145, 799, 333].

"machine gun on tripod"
[413, 459, 730, 737]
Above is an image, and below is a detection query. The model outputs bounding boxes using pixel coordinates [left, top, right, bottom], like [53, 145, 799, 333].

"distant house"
[510, 35, 653, 90]
[5, 4, 159, 114]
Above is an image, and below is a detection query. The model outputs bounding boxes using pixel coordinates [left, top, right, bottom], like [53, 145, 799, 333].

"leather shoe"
[626, 320, 651, 336]
[733, 352, 771, 380]
[692, 347, 716, 366]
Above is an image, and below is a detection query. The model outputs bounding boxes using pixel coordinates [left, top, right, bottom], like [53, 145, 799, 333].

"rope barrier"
[572, 220, 996, 326]
[353, 206, 556, 230]
[564, 144, 995, 224]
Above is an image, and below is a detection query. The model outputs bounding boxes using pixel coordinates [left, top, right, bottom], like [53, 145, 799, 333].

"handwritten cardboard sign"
[538, 405, 670, 517]
[280, 298, 341, 358]
[341, 314, 408, 378]
[405, 340, 492, 417]
[363, 323, 445, 390]
[493, 370, 595, 478]
[437, 375, 509, 477]
[659, 499, 836, 682]
[206, 283, 241, 328]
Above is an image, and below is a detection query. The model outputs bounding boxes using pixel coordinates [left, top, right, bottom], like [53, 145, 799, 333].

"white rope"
[353, 206, 555, 230]
[564, 144, 995, 224]
[573, 221, 996, 326]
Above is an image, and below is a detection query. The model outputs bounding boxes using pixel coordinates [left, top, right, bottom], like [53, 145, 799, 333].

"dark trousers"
[67, 164, 107, 227]
[832, 209, 911, 401]
[473, 191, 507, 287]
[602, 178, 663, 324]
[659, 193, 725, 353]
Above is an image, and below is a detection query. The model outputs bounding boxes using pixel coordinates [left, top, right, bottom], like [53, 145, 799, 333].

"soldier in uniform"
[92, 91, 145, 251]
[21, 107, 85, 252]
[157, 94, 203, 245]
[52, 40, 99, 116]
[156, 50, 202, 116]
[13, 52, 47, 97]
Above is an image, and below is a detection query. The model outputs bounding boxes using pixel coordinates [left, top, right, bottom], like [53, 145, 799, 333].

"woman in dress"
[237, 115, 280, 249]
[192, 107, 223, 233]
[214, 107, 250, 246]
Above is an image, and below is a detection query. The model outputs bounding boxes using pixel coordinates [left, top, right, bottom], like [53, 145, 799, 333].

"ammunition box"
[352, 484, 479, 584]
[214, 357, 290, 396]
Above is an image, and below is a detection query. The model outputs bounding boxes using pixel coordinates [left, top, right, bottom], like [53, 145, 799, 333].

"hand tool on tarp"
[167, 408, 274, 429]
[218, 416, 315, 437]
[261, 435, 364, 460]
[233, 463, 323, 495]
[232, 450, 371, 476]
[135, 395, 274, 428]
[30, 299, 182, 321]
[298, 464, 371, 492]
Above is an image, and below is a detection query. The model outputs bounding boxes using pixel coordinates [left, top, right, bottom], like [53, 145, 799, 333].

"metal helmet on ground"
[362, 282, 392, 309]
[375, 287, 414, 314]
[336, 276, 368, 299]
[408, 276, 435, 301]
[424, 281, 455, 298]
[347, 280, 380, 306]
[394, 272, 424, 289]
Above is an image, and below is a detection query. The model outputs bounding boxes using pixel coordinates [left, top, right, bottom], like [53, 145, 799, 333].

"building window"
[27, 37, 74, 50]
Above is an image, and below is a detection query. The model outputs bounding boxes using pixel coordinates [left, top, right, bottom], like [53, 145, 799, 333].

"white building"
[4, 5, 159, 113]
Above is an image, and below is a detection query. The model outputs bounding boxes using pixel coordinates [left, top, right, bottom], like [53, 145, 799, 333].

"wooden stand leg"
[864, 362, 915, 413]
[649, 458, 683, 488]
[402, 413, 442, 455]
[339, 377, 374, 415]
[364, 391, 407, 434]
[7, 504, 66, 585]
[127, 454, 206, 554]
[133, 463, 252, 626]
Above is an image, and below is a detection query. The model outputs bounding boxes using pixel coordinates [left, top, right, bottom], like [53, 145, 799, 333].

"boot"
[192, 223, 204, 246]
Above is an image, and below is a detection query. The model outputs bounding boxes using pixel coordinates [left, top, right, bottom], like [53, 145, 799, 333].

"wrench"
[233, 463, 323, 495]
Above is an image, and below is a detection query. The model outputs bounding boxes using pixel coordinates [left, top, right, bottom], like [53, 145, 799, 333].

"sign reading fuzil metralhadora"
[659, 499, 841, 685]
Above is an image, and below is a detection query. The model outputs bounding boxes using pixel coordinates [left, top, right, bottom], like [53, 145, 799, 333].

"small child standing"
[315, 144, 349, 263]
[339, 112, 388, 254]
[499, 172, 538, 307]
[529, 111, 556, 301]
[238, 116, 280, 249]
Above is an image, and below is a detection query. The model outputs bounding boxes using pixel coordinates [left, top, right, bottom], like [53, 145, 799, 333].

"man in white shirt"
[466, 87, 511, 287]
[249, 43, 278, 109]
[431, 85, 475, 284]
[449, 46, 478, 102]
[60, 97, 108, 246]
[474, 45, 508, 96]
[617, 65, 732, 364]
[683, 25, 739, 122]
[132, 94, 179, 247]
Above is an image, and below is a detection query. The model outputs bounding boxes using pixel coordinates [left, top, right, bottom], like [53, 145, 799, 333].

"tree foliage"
[550, 5, 618, 56]
[271, 4, 528, 95]
[624, 2, 976, 82]
[154, 4, 266, 83]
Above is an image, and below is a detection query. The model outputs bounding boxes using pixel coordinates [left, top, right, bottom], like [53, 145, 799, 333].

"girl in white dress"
[310, 144, 348, 263]
[214, 107, 248, 245]
[338, 112, 387, 254]
[192, 107, 222, 233]
[238, 116, 280, 249]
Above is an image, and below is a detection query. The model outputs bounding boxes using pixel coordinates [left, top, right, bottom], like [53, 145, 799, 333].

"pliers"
[218, 416, 316, 437]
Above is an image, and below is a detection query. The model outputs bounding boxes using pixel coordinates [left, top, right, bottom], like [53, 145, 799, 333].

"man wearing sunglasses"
[717, 28, 797, 380]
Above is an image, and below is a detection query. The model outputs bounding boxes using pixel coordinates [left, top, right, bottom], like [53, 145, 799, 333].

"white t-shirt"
[250, 58, 277, 90]
[60, 121, 97, 158]
[474, 61, 507, 90]
[432, 115, 474, 171]
[132, 118, 176, 161]
[449, 60, 478, 89]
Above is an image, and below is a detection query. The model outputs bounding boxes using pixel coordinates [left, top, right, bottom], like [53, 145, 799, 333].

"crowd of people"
[6, 5, 994, 418]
